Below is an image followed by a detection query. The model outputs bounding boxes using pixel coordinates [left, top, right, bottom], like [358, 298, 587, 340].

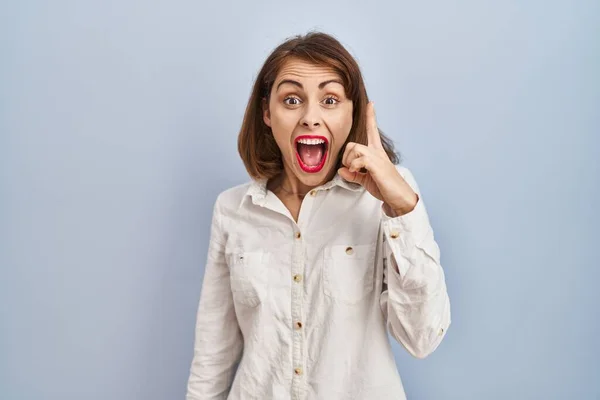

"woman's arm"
[186, 196, 242, 400]
[379, 167, 451, 359]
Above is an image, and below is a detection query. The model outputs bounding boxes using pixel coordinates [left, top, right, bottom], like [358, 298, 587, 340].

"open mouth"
[295, 135, 329, 173]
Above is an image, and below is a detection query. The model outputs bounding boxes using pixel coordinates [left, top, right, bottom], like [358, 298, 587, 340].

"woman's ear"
[262, 98, 272, 127]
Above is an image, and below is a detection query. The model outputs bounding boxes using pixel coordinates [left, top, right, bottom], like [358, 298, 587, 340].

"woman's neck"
[268, 172, 312, 197]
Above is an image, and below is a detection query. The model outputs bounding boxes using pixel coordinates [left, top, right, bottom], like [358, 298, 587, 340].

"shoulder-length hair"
[238, 31, 401, 180]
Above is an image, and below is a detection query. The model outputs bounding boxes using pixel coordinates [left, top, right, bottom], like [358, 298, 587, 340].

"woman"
[186, 32, 451, 400]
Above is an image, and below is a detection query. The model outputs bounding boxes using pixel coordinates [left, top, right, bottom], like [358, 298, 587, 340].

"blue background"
[1, 1, 599, 399]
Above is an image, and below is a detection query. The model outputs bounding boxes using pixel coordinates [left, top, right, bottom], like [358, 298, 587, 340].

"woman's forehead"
[276, 58, 342, 83]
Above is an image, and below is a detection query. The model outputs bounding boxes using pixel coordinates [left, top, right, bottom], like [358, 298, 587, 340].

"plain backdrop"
[1, 1, 599, 399]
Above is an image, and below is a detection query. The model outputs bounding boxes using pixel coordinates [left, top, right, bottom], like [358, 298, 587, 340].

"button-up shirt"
[186, 165, 451, 400]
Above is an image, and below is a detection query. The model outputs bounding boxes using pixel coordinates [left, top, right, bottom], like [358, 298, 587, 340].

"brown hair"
[238, 31, 401, 180]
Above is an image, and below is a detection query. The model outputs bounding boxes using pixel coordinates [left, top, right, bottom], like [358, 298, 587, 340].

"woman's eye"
[283, 97, 301, 105]
[323, 97, 339, 105]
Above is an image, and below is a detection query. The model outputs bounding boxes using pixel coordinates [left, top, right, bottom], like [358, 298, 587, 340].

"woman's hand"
[338, 102, 418, 217]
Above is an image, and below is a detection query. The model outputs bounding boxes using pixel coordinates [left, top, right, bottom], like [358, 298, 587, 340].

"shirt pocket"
[228, 250, 269, 308]
[323, 243, 376, 304]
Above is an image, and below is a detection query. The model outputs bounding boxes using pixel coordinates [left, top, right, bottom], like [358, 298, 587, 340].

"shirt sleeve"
[186, 196, 243, 399]
[379, 167, 451, 359]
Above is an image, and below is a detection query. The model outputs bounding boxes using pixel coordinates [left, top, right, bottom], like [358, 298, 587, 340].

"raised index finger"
[366, 102, 383, 149]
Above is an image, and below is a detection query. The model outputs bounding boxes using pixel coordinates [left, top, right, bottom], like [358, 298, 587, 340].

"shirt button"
[345, 246, 354, 255]
[293, 274, 303, 283]
[390, 231, 399, 239]
[295, 232, 302, 239]
[310, 190, 317, 196]
[439, 327, 444, 336]
[294, 367, 303, 376]
[295, 321, 303, 329]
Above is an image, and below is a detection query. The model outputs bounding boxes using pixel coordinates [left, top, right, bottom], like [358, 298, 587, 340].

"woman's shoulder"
[213, 179, 259, 213]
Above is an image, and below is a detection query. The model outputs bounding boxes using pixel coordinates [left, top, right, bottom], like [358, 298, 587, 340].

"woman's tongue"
[298, 144, 323, 167]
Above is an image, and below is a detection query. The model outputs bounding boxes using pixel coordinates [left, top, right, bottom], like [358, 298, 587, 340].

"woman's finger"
[342, 142, 370, 168]
[338, 166, 368, 185]
[341, 142, 357, 168]
[366, 102, 384, 149]
[348, 156, 369, 173]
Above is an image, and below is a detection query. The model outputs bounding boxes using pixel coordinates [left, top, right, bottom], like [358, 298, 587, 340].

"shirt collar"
[238, 173, 363, 210]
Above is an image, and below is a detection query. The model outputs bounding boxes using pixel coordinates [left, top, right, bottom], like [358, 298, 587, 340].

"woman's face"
[264, 58, 354, 187]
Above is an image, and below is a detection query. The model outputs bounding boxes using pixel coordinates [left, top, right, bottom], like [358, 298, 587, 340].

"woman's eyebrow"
[275, 79, 344, 91]
[318, 79, 344, 89]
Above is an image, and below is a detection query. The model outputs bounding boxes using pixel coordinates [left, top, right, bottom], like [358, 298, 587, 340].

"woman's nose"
[300, 103, 322, 128]
[302, 120, 320, 128]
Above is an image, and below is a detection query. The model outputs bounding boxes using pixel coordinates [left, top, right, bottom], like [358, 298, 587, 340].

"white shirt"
[186, 165, 451, 400]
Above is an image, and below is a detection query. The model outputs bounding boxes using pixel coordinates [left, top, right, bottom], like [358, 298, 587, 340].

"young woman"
[186, 32, 451, 400]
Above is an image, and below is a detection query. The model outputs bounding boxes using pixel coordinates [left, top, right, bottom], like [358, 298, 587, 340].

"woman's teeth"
[297, 138, 326, 145]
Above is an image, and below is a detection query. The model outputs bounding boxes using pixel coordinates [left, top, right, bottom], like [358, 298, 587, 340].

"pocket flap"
[228, 250, 268, 266]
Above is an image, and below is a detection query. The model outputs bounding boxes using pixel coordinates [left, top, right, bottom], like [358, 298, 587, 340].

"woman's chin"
[293, 161, 334, 186]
